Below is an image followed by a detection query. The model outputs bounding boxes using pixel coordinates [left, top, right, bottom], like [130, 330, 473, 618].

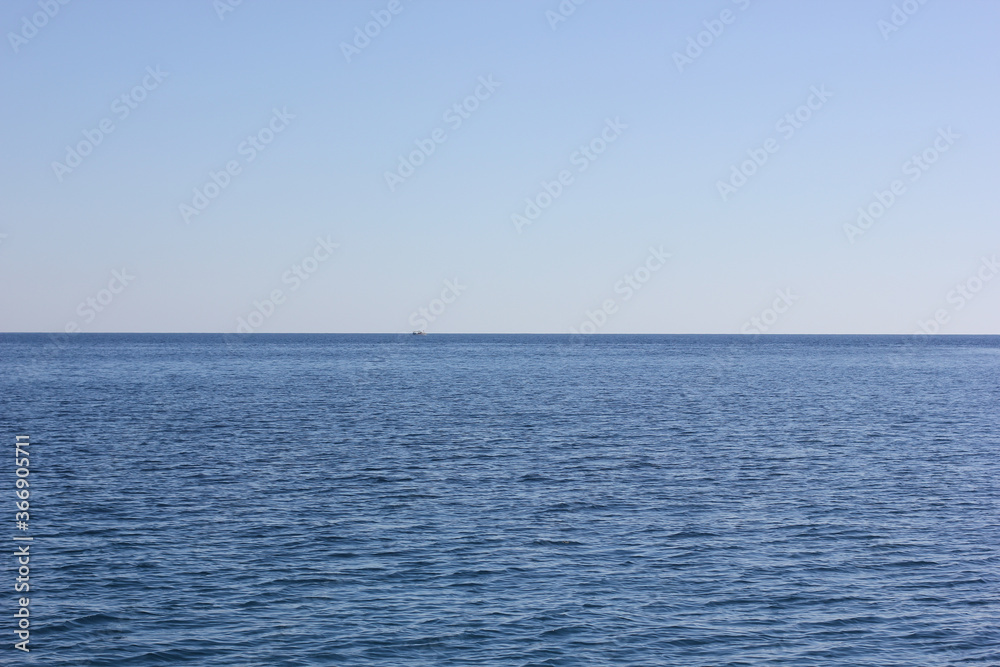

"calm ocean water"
[1, 334, 998, 666]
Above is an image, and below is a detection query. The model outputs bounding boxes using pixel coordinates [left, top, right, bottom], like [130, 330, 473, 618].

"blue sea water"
[1, 334, 998, 666]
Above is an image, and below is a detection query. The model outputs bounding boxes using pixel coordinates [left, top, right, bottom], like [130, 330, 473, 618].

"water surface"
[1, 334, 997, 665]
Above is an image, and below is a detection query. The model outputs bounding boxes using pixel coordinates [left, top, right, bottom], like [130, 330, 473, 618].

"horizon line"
[3, 332, 998, 337]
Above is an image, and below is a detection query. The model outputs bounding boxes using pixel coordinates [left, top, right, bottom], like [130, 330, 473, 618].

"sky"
[1, 0, 998, 334]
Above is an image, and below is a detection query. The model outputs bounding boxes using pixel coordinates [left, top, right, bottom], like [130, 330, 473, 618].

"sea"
[1, 334, 998, 666]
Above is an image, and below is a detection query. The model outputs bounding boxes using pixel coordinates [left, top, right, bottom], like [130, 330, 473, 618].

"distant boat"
[411, 330, 426, 335]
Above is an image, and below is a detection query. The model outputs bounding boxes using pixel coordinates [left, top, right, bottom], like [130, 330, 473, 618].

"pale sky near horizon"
[1, 0, 998, 334]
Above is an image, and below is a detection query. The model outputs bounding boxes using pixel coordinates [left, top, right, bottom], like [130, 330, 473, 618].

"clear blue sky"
[2, 0, 998, 334]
